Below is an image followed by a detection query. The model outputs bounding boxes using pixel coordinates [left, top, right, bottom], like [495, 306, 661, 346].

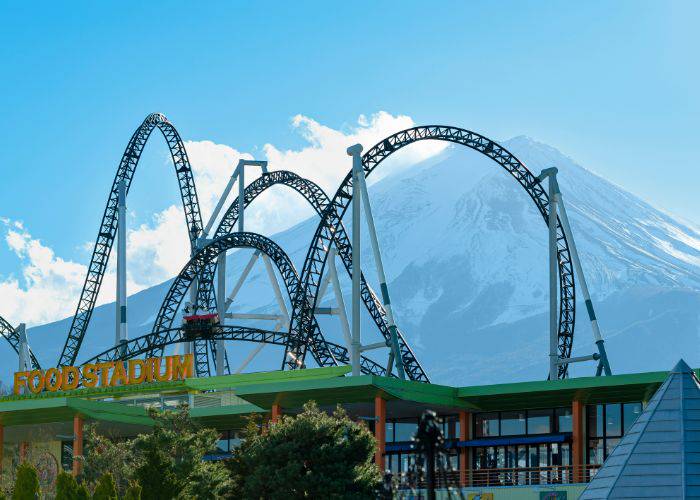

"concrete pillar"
[374, 396, 386, 470]
[271, 403, 282, 424]
[459, 410, 470, 486]
[572, 399, 584, 482]
[72, 414, 84, 477]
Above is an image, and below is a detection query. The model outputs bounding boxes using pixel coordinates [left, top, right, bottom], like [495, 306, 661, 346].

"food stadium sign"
[13, 354, 194, 395]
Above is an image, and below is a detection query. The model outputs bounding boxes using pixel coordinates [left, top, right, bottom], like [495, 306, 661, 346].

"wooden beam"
[72, 414, 84, 477]
[374, 396, 386, 470]
[572, 399, 584, 483]
[459, 410, 469, 486]
[271, 403, 282, 424]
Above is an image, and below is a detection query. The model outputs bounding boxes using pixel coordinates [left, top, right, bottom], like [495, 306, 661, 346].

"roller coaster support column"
[206, 159, 268, 375]
[544, 170, 612, 376]
[356, 163, 405, 379]
[115, 180, 128, 352]
[348, 144, 363, 376]
[17, 323, 29, 373]
[539, 167, 560, 380]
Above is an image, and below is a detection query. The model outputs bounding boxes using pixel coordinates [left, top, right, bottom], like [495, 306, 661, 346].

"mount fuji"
[10, 136, 700, 387]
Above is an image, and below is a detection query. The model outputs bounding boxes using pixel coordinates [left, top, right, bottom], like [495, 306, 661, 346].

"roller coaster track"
[0, 316, 40, 369]
[83, 325, 386, 376]
[179, 169, 427, 380]
[287, 126, 576, 379]
[146, 232, 339, 371]
[100, 231, 386, 375]
[57, 113, 219, 370]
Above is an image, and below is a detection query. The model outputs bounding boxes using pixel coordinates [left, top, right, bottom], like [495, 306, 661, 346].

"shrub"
[11, 463, 40, 500]
[92, 473, 117, 500]
[123, 480, 141, 500]
[228, 401, 380, 498]
[55, 470, 79, 499]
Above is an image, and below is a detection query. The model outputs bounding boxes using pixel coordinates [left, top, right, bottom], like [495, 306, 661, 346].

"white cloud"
[0, 112, 446, 327]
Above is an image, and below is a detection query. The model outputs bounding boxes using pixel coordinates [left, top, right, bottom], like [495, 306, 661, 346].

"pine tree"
[92, 473, 117, 500]
[76, 482, 90, 500]
[11, 463, 40, 500]
[123, 480, 142, 500]
[131, 405, 231, 500]
[228, 401, 381, 498]
[55, 470, 79, 499]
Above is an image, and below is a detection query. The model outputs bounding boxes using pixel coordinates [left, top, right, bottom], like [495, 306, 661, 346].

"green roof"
[455, 369, 689, 410]
[0, 397, 153, 426]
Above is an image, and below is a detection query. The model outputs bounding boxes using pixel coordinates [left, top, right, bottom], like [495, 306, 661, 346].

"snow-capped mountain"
[11, 136, 700, 387]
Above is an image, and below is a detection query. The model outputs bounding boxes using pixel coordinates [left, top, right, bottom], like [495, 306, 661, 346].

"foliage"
[11, 462, 40, 500]
[81, 424, 133, 495]
[228, 401, 381, 498]
[92, 473, 117, 500]
[55, 470, 79, 499]
[130, 405, 231, 500]
[123, 480, 142, 500]
[76, 482, 90, 500]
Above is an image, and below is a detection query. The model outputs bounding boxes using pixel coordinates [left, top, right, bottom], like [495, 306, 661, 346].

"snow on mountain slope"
[7, 136, 700, 387]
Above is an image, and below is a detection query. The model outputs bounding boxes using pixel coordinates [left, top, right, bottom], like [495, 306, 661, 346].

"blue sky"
[0, 0, 698, 325]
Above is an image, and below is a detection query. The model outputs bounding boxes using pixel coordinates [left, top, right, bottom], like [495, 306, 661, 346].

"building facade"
[0, 364, 677, 496]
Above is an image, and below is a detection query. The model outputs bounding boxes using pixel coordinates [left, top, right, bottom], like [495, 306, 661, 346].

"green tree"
[123, 480, 141, 500]
[81, 424, 133, 495]
[229, 401, 381, 498]
[55, 470, 79, 499]
[131, 405, 231, 500]
[76, 482, 90, 500]
[11, 463, 40, 500]
[92, 473, 117, 500]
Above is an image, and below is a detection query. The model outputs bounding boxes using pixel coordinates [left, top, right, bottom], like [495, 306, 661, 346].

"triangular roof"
[580, 359, 700, 499]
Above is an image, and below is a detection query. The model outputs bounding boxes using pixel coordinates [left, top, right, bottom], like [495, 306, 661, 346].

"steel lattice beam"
[287, 126, 576, 379]
[57, 113, 218, 371]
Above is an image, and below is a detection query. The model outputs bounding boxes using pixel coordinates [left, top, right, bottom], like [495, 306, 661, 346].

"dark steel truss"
[288, 126, 576, 379]
[0, 315, 40, 369]
[145, 232, 341, 372]
[189, 169, 428, 381]
[56, 113, 220, 371]
[82, 325, 386, 376]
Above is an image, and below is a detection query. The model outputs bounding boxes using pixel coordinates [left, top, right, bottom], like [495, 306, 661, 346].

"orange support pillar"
[572, 399, 584, 482]
[271, 403, 282, 424]
[459, 410, 469, 486]
[374, 396, 386, 470]
[72, 414, 84, 477]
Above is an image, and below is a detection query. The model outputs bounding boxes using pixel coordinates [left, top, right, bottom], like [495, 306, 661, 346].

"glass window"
[587, 405, 604, 437]
[605, 404, 622, 437]
[587, 439, 604, 465]
[529, 445, 538, 468]
[385, 423, 394, 442]
[606, 438, 620, 458]
[474, 447, 486, 469]
[60, 442, 73, 471]
[505, 446, 516, 468]
[556, 407, 572, 433]
[539, 444, 549, 467]
[216, 431, 229, 453]
[623, 403, 642, 433]
[501, 411, 526, 435]
[475, 412, 500, 437]
[527, 409, 552, 434]
[394, 422, 417, 442]
[517, 446, 527, 468]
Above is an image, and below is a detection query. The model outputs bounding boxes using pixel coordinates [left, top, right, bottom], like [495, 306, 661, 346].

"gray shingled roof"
[580, 359, 700, 499]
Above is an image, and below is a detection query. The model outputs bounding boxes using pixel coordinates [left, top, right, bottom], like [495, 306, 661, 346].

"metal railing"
[394, 464, 601, 490]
